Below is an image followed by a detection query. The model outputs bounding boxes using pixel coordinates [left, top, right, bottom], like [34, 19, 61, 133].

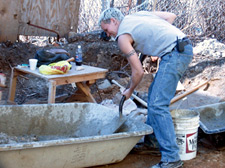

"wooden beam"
[76, 82, 96, 103]
[8, 68, 19, 102]
[48, 80, 57, 104]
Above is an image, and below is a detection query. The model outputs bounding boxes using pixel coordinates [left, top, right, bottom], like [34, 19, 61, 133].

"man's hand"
[151, 56, 158, 62]
[122, 88, 133, 100]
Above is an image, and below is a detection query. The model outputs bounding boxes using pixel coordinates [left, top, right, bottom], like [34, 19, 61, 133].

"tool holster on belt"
[176, 37, 191, 52]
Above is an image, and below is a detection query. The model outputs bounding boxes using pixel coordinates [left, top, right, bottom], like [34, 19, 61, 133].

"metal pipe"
[27, 21, 60, 41]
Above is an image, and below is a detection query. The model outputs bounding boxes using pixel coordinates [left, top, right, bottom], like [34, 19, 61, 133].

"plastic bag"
[39, 60, 71, 75]
[35, 48, 70, 67]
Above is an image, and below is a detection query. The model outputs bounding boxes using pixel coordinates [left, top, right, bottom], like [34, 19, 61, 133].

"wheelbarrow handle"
[119, 95, 126, 116]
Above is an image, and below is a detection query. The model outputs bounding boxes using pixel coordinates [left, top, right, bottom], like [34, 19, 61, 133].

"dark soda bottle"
[75, 45, 82, 66]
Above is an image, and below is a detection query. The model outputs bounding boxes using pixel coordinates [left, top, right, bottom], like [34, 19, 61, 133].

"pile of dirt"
[183, 38, 225, 101]
[0, 34, 224, 105]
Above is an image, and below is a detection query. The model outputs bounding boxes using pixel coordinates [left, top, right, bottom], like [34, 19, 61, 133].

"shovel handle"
[170, 80, 210, 104]
[119, 95, 126, 116]
[112, 79, 148, 108]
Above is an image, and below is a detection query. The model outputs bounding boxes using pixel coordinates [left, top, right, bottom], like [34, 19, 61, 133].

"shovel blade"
[100, 115, 127, 135]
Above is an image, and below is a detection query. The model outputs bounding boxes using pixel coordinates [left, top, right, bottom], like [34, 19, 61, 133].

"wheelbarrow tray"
[0, 103, 152, 168]
[192, 102, 225, 134]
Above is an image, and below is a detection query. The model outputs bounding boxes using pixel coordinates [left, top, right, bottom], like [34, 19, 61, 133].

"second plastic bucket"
[171, 109, 199, 161]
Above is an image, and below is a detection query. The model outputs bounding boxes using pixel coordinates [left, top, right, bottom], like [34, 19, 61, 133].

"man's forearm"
[129, 68, 144, 93]
[153, 11, 176, 24]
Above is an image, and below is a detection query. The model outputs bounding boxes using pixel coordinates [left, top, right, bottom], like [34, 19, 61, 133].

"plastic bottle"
[75, 45, 83, 66]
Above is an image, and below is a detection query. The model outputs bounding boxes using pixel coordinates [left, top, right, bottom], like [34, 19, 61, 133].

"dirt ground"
[0, 35, 225, 168]
[94, 144, 225, 168]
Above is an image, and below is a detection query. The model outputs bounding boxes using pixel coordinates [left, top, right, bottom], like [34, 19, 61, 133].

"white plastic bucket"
[171, 109, 199, 161]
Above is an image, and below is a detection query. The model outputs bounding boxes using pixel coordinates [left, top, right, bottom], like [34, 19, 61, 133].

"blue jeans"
[146, 44, 193, 162]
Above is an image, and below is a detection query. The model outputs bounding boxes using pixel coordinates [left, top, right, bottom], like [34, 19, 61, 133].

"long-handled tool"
[170, 80, 210, 104]
[100, 115, 127, 135]
[112, 79, 148, 108]
[118, 80, 131, 115]
[100, 81, 130, 135]
[99, 105, 127, 135]
[119, 95, 126, 116]
[113, 79, 211, 107]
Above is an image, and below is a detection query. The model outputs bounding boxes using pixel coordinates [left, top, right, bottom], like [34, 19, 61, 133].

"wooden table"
[8, 65, 108, 104]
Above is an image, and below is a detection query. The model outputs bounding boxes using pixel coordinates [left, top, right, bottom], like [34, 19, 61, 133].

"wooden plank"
[48, 80, 57, 103]
[0, 0, 19, 42]
[88, 79, 96, 85]
[1, 0, 81, 42]
[54, 74, 106, 85]
[18, 0, 81, 37]
[8, 68, 19, 102]
[76, 82, 96, 103]
[14, 65, 108, 85]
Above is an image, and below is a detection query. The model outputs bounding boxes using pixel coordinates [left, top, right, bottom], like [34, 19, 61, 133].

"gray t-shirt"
[115, 11, 186, 57]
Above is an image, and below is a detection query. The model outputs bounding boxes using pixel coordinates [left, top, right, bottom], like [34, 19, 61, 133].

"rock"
[176, 81, 185, 92]
[193, 38, 225, 58]
[101, 97, 137, 116]
[128, 108, 148, 123]
[97, 79, 111, 90]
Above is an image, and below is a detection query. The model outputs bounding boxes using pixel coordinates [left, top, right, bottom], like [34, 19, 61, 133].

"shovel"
[99, 80, 132, 135]
[99, 92, 128, 135]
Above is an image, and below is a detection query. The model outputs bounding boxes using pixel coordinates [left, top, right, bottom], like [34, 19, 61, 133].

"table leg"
[8, 68, 19, 102]
[76, 82, 96, 103]
[48, 80, 56, 104]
